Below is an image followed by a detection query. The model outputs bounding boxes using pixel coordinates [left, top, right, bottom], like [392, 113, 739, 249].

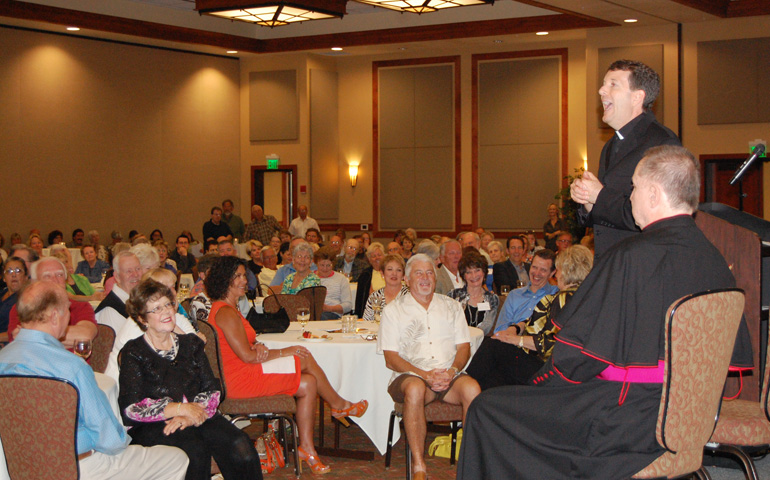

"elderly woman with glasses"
[0, 257, 28, 339]
[119, 279, 261, 480]
[279, 242, 320, 295]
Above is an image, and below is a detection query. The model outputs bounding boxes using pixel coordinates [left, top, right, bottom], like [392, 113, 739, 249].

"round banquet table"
[258, 320, 484, 455]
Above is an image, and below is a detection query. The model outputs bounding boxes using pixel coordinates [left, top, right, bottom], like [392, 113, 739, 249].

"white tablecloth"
[0, 372, 120, 480]
[259, 320, 484, 455]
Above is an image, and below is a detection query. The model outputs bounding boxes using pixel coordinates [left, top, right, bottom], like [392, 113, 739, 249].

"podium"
[696, 203, 770, 401]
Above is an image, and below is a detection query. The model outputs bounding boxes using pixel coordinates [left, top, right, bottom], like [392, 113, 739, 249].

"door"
[251, 165, 298, 228]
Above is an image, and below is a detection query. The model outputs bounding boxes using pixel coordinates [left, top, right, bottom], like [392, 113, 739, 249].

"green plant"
[554, 167, 586, 241]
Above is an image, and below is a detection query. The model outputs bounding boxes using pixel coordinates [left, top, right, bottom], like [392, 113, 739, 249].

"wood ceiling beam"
[258, 14, 615, 53]
[666, 0, 729, 17]
[727, 0, 770, 17]
[0, 0, 613, 55]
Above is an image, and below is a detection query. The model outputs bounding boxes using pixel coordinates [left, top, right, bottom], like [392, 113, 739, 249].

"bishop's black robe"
[457, 214, 753, 480]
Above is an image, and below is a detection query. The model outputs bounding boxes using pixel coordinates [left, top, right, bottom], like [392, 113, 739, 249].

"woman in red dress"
[206, 255, 367, 475]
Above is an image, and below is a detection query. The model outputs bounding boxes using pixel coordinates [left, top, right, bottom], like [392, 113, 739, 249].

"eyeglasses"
[4, 268, 22, 275]
[295, 254, 312, 260]
[146, 301, 175, 315]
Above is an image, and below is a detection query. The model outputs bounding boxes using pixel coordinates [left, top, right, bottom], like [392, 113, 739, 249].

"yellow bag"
[427, 428, 462, 458]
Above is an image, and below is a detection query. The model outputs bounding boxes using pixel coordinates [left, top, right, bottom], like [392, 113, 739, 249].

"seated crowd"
[0, 147, 756, 479]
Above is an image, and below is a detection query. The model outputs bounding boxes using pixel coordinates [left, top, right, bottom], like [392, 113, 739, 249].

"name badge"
[477, 302, 491, 311]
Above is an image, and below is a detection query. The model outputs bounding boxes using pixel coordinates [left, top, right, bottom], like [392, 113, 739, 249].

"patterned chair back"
[264, 294, 310, 322]
[633, 288, 745, 478]
[0, 375, 80, 480]
[90, 324, 115, 374]
[297, 286, 327, 320]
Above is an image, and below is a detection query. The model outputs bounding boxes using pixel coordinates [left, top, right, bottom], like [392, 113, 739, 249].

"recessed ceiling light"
[226, 50, 238, 54]
[624, 18, 638, 23]
[493, 39, 503, 44]
[331, 47, 343, 51]
[398, 47, 407, 51]
[536, 31, 549, 36]
[66, 27, 80, 31]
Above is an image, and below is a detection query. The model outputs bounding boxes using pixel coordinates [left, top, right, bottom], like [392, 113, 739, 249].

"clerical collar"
[615, 111, 647, 141]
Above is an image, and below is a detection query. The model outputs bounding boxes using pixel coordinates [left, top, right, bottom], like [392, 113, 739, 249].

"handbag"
[255, 425, 285, 474]
[428, 428, 463, 459]
[247, 293, 290, 334]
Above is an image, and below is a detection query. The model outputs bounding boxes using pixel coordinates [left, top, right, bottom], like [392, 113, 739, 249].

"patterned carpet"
[242, 409, 460, 479]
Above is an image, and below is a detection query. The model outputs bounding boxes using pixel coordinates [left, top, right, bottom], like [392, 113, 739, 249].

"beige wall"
[0, 27, 239, 245]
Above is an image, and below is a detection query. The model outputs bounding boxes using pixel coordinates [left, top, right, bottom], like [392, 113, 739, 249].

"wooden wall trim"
[0, 1, 614, 55]
[250, 165, 298, 222]
[372, 56, 462, 237]
[471, 48, 569, 229]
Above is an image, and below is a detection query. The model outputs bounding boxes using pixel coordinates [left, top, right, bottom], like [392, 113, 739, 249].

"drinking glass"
[500, 285, 511, 295]
[74, 339, 92, 360]
[297, 308, 310, 329]
[372, 297, 383, 324]
[516, 280, 527, 289]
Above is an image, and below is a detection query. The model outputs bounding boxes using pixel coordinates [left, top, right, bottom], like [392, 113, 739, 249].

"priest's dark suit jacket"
[577, 110, 680, 257]
[492, 261, 530, 294]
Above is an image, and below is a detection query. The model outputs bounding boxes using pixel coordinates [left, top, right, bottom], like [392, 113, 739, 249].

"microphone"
[729, 143, 766, 185]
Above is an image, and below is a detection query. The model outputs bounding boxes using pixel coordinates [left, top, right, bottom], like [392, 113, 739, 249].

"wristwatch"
[448, 367, 460, 376]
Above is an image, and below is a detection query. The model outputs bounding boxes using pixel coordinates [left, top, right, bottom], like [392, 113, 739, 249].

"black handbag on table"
[247, 290, 290, 334]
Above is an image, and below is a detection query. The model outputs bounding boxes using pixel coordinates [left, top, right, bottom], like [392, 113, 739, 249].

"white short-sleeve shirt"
[377, 292, 470, 385]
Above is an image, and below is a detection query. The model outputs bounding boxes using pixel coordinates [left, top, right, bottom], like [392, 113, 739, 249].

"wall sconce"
[348, 165, 359, 187]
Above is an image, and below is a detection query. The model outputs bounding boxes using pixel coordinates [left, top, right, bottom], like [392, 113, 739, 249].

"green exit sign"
[267, 158, 279, 169]
[751, 144, 766, 158]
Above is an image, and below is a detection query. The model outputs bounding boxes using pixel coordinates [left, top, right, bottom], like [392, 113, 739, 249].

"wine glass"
[297, 308, 310, 330]
[516, 280, 527, 289]
[74, 339, 92, 360]
[372, 297, 383, 324]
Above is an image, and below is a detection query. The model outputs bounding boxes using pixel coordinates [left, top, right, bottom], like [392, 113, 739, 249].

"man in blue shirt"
[493, 249, 558, 334]
[0, 281, 188, 480]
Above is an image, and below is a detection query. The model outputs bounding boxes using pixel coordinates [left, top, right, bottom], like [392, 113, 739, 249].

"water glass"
[342, 314, 357, 334]
[500, 285, 511, 295]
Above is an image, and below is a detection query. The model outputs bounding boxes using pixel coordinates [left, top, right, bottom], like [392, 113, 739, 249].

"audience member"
[362, 254, 409, 322]
[10, 245, 38, 273]
[334, 239, 369, 282]
[118, 279, 261, 480]
[219, 239, 256, 292]
[149, 229, 163, 242]
[7, 257, 98, 350]
[466, 244, 593, 390]
[459, 231, 491, 263]
[279, 242, 320, 295]
[257, 246, 279, 290]
[169, 234, 197, 274]
[448, 251, 499, 336]
[387, 241, 402, 256]
[68, 228, 85, 248]
[75, 245, 110, 283]
[202, 206, 233, 243]
[0, 281, 189, 480]
[221, 199, 245, 241]
[493, 249, 557, 334]
[206, 255, 367, 474]
[50, 245, 104, 303]
[189, 254, 218, 322]
[314, 247, 353, 319]
[0, 257, 27, 339]
[328, 235, 343, 257]
[305, 228, 322, 247]
[245, 239, 263, 278]
[493, 236, 530, 294]
[542, 203, 566, 251]
[353, 242, 386, 316]
[378, 254, 480, 480]
[288, 205, 319, 239]
[28, 233, 44, 255]
[400, 236, 415, 260]
[47, 229, 64, 247]
[435, 240, 463, 295]
[244, 205, 282, 245]
[153, 240, 177, 274]
[555, 231, 574, 255]
[95, 251, 143, 332]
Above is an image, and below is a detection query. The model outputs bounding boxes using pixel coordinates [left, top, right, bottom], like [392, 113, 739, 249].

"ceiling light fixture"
[536, 31, 549, 35]
[227, 50, 238, 53]
[352, 0, 493, 14]
[624, 18, 638, 23]
[196, 0, 346, 27]
[331, 47, 343, 51]
[66, 27, 80, 31]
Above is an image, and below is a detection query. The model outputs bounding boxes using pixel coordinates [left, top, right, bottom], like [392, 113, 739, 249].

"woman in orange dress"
[205, 255, 367, 475]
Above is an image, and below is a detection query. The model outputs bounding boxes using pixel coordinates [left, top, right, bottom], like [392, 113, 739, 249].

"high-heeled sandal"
[331, 399, 368, 428]
[298, 446, 330, 475]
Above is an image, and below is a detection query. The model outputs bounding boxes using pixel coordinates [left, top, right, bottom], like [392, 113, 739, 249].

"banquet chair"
[703, 323, 770, 479]
[385, 400, 463, 479]
[264, 294, 310, 322]
[89, 324, 115, 374]
[197, 319, 301, 476]
[0, 375, 80, 480]
[297, 286, 326, 320]
[631, 288, 746, 480]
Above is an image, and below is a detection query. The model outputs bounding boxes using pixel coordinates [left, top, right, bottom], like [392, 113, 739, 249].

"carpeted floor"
[242, 410, 770, 479]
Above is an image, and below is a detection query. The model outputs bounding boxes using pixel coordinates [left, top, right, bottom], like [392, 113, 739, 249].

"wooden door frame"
[250, 165, 298, 227]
